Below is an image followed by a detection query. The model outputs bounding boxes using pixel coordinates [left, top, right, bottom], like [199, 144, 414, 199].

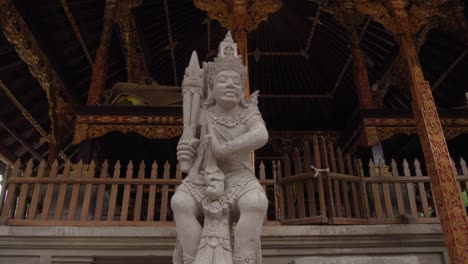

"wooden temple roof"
[0, 0, 467, 163]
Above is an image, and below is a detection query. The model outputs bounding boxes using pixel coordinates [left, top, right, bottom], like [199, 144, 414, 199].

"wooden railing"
[1, 137, 466, 227]
[0, 159, 278, 226]
[278, 135, 468, 225]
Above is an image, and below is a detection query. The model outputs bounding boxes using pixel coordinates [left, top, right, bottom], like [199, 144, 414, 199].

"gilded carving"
[386, 1, 468, 262]
[444, 128, 468, 140]
[73, 124, 183, 145]
[76, 115, 183, 125]
[362, 126, 379, 146]
[354, 0, 395, 33]
[250, 0, 283, 31]
[0, 0, 75, 160]
[193, 0, 282, 32]
[375, 127, 416, 142]
[73, 113, 183, 144]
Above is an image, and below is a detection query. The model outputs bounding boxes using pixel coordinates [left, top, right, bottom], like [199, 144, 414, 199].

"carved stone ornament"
[172, 32, 268, 264]
[193, 0, 282, 32]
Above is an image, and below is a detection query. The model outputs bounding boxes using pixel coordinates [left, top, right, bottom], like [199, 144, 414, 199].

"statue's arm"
[209, 114, 268, 158]
[232, 115, 268, 152]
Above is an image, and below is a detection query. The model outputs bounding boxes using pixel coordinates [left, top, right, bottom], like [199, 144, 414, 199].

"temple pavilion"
[0, 0, 467, 263]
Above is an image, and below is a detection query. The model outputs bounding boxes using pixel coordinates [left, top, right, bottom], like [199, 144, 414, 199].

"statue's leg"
[233, 189, 268, 261]
[171, 190, 202, 258]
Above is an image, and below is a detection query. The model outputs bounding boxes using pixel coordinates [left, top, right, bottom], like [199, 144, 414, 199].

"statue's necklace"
[208, 109, 244, 128]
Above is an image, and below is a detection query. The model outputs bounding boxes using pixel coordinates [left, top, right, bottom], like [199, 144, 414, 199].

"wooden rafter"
[305, 0, 326, 53]
[0, 0, 75, 164]
[330, 16, 371, 95]
[0, 121, 42, 161]
[0, 143, 17, 164]
[0, 80, 69, 160]
[59, 0, 94, 68]
[431, 49, 467, 92]
[163, 0, 178, 86]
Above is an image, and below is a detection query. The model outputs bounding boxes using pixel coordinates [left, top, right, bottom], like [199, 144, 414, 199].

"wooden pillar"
[231, 0, 253, 164]
[385, 1, 468, 263]
[87, 0, 118, 105]
[231, 0, 250, 96]
[343, 2, 377, 109]
[118, 1, 151, 84]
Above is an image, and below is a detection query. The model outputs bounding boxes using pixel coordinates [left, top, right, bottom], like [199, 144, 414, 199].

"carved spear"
[180, 51, 204, 172]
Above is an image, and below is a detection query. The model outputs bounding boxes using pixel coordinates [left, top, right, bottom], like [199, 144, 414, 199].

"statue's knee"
[239, 190, 268, 214]
[171, 191, 196, 214]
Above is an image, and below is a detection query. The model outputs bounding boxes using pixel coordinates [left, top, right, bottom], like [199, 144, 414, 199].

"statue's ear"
[246, 90, 260, 106]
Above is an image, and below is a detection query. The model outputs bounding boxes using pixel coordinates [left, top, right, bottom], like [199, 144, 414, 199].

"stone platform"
[0, 224, 447, 264]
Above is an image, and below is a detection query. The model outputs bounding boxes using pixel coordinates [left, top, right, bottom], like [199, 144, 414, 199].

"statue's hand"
[205, 134, 231, 159]
[177, 138, 200, 162]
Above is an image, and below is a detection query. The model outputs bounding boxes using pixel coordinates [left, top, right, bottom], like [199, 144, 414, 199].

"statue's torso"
[206, 106, 257, 177]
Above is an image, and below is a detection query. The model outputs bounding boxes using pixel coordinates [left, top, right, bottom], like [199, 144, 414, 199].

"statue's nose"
[226, 78, 236, 88]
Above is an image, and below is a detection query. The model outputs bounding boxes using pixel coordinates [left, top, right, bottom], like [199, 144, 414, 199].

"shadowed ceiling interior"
[0, 0, 466, 162]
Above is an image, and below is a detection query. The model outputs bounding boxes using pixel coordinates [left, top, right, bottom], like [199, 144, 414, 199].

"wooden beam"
[0, 0, 75, 163]
[117, 1, 152, 84]
[0, 121, 42, 161]
[431, 49, 467, 92]
[0, 80, 48, 139]
[373, 23, 433, 105]
[87, 0, 118, 105]
[59, 0, 94, 68]
[342, 2, 377, 109]
[163, 0, 178, 86]
[0, 143, 17, 164]
[330, 16, 371, 96]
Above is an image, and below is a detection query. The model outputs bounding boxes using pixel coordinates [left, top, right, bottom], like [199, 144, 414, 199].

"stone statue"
[171, 32, 269, 264]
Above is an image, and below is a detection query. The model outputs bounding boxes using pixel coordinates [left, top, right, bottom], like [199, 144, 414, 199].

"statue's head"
[212, 70, 243, 109]
[204, 32, 247, 109]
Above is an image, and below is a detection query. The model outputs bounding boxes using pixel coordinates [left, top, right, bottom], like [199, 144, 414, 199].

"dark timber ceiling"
[0, 0, 467, 162]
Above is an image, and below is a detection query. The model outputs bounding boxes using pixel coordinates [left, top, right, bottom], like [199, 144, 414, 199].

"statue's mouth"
[222, 88, 238, 98]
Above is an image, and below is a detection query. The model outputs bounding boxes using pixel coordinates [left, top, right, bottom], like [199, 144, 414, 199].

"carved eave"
[193, 0, 283, 32]
[72, 106, 183, 145]
[338, 109, 468, 153]
[0, 0, 75, 155]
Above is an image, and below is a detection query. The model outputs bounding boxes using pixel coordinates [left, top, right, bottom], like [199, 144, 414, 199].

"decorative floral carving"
[0, 0, 75, 158]
[193, 0, 282, 32]
[73, 123, 183, 144]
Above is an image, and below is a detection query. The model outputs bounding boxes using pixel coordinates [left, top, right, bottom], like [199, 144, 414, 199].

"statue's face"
[213, 70, 243, 109]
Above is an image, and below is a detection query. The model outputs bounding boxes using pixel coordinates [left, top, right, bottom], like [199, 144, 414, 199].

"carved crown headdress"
[203, 31, 247, 92]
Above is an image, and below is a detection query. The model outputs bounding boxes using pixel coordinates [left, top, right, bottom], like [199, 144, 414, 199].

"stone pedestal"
[0, 225, 448, 264]
[290, 256, 421, 264]
[51, 256, 95, 264]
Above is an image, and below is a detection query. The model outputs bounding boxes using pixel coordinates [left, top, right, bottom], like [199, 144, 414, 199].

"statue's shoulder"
[241, 91, 264, 124]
